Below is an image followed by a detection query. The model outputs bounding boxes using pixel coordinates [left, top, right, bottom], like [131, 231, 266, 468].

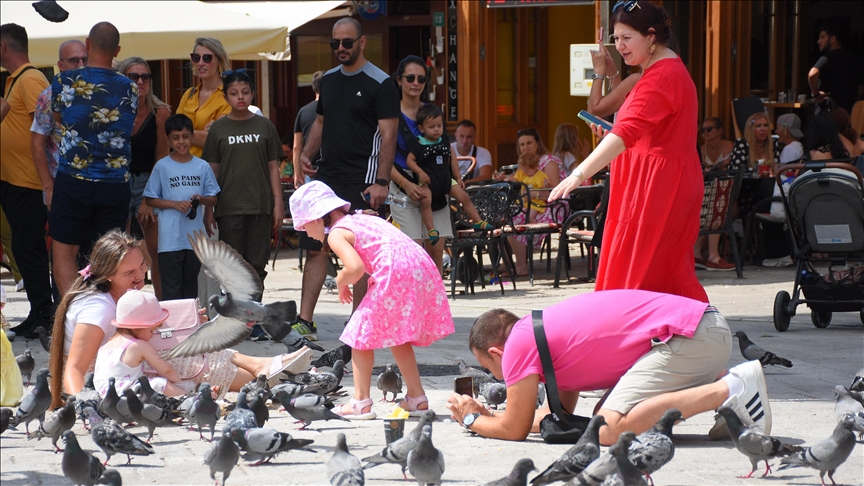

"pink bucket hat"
[112, 290, 170, 328]
[289, 181, 350, 231]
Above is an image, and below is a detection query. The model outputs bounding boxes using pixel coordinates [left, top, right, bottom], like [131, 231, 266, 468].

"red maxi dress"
[599, 57, 708, 303]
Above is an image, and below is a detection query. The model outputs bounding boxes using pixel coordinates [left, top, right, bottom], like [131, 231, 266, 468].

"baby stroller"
[773, 160, 864, 331]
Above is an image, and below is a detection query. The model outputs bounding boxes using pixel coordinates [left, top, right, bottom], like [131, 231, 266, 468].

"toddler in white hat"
[93, 290, 191, 398]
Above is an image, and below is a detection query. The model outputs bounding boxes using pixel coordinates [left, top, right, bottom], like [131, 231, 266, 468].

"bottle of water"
[362, 192, 408, 208]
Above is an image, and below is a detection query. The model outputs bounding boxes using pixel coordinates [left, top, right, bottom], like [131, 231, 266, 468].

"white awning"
[0, 0, 292, 66]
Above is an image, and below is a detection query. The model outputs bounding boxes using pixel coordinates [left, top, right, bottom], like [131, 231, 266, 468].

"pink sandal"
[397, 394, 429, 416]
[336, 398, 377, 420]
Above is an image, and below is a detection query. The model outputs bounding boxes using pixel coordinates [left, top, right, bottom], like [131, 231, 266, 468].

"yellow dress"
[0, 325, 24, 406]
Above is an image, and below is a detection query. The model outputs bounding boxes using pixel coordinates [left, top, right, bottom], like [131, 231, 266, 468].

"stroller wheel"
[811, 310, 832, 328]
[773, 291, 792, 332]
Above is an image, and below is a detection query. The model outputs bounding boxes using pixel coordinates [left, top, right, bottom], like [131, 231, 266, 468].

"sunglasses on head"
[330, 37, 359, 50]
[190, 53, 214, 63]
[402, 74, 427, 84]
[222, 68, 249, 78]
[700, 126, 716, 133]
[126, 73, 152, 83]
[61, 56, 87, 65]
[187, 198, 200, 220]
[612, 0, 641, 13]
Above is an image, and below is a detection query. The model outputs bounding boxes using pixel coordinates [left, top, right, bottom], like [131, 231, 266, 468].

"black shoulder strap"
[532, 310, 567, 418]
[5, 65, 39, 98]
[398, 114, 425, 159]
[472, 145, 477, 158]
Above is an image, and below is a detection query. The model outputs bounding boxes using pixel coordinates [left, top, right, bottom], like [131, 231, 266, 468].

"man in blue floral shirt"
[49, 22, 138, 295]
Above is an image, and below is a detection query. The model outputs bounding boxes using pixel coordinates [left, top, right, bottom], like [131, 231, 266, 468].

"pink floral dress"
[511, 154, 569, 249]
[334, 214, 454, 351]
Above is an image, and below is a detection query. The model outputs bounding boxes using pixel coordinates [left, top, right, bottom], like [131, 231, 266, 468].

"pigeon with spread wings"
[164, 231, 297, 359]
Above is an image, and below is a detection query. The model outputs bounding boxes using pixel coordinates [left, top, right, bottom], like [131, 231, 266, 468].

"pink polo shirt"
[501, 290, 710, 391]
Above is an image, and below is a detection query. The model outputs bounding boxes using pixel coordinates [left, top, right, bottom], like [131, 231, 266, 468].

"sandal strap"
[350, 397, 373, 415]
[400, 394, 429, 411]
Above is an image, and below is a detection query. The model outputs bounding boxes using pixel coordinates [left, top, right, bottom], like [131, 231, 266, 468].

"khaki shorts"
[389, 182, 454, 240]
[603, 310, 732, 415]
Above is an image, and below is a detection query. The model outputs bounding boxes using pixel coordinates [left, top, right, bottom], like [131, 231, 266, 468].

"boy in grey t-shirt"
[144, 115, 220, 300]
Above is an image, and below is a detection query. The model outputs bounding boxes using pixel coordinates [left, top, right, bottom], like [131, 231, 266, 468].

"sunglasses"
[190, 53, 214, 64]
[222, 68, 249, 78]
[126, 73, 152, 83]
[187, 198, 200, 220]
[402, 74, 427, 84]
[330, 37, 359, 50]
[61, 56, 87, 65]
[700, 126, 717, 133]
[612, 0, 641, 13]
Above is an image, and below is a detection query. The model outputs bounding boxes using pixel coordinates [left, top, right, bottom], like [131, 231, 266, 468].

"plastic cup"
[384, 417, 406, 445]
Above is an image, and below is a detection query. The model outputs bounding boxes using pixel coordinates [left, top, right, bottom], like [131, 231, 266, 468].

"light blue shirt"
[143, 155, 220, 252]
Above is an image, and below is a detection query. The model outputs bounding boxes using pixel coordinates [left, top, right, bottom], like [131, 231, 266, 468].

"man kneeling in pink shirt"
[445, 289, 771, 445]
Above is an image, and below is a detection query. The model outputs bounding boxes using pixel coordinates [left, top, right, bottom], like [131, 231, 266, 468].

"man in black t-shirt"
[292, 17, 400, 341]
[807, 20, 864, 113]
[292, 70, 322, 188]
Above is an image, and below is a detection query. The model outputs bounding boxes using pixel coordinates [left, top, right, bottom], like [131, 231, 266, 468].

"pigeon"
[27, 396, 77, 452]
[732, 331, 792, 368]
[532, 415, 607, 485]
[602, 432, 648, 486]
[283, 393, 347, 429]
[407, 424, 445, 486]
[328, 432, 365, 486]
[715, 405, 798, 478]
[247, 388, 270, 427]
[122, 388, 179, 443]
[61, 430, 106, 486]
[272, 383, 321, 404]
[97, 469, 123, 486]
[282, 327, 326, 353]
[482, 458, 537, 486]
[188, 383, 220, 441]
[134, 376, 182, 411]
[779, 415, 858, 486]
[363, 411, 437, 479]
[481, 382, 508, 409]
[204, 429, 240, 486]
[75, 372, 103, 430]
[628, 409, 682, 483]
[34, 326, 52, 352]
[833, 386, 864, 438]
[1, 407, 14, 434]
[16, 349, 35, 386]
[284, 360, 345, 396]
[85, 407, 154, 466]
[163, 231, 298, 359]
[851, 367, 864, 392]
[243, 374, 272, 403]
[224, 390, 258, 430]
[455, 357, 498, 395]
[377, 364, 403, 402]
[537, 384, 546, 409]
[570, 431, 638, 485]
[32, 0, 69, 23]
[9, 368, 52, 434]
[314, 344, 352, 368]
[102, 378, 133, 425]
[229, 427, 315, 466]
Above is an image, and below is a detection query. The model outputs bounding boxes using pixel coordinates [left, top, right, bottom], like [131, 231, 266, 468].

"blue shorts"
[49, 172, 131, 246]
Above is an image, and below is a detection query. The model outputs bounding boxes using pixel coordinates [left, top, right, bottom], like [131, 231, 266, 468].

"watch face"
[463, 413, 477, 426]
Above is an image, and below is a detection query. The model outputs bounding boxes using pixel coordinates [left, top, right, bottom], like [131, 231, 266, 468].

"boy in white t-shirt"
[143, 115, 220, 300]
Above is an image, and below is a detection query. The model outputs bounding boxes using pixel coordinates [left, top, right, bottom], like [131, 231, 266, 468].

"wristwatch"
[590, 73, 604, 79]
[374, 178, 389, 187]
[462, 412, 481, 430]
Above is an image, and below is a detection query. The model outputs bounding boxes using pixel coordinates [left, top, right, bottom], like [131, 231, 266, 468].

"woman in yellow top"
[177, 37, 232, 158]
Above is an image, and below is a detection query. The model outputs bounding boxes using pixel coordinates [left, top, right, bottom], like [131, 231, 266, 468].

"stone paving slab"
[1, 252, 863, 485]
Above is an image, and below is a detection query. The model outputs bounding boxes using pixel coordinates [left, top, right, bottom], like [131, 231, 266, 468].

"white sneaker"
[762, 255, 793, 267]
[15, 280, 24, 292]
[724, 360, 772, 434]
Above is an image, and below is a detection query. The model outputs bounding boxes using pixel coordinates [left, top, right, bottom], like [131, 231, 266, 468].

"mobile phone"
[577, 110, 613, 131]
[454, 376, 474, 397]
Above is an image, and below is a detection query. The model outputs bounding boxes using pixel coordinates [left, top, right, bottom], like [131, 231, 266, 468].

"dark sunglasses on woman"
[190, 53, 214, 63]
[126, 73, 152, 83]
[612, 0, 640, 13]
[329, 37, 359, 50]
[402, 74, 427, 84]
[700, 126, 717, 133]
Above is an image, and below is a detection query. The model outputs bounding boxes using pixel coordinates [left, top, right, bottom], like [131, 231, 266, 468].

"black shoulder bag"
[532, 310, 592, 444]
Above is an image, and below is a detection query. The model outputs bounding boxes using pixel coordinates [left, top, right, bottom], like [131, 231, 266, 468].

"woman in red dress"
[549, 0, 707, 302]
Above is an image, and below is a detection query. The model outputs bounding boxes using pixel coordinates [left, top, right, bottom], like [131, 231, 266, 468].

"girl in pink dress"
[289, 181, 454, 419]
